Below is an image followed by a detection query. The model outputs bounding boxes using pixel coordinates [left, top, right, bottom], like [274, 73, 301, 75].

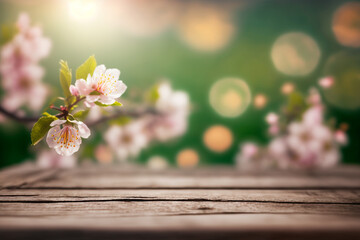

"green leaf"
[1, 24, 17, 45]
[95, 101, 122, 107]
[73, 110, 89, 121]
[109, 116, 131, 126]
[42, 112, 53, 117]
[31, 116, 58, 146]
[76, 55, 97, 81]
[146, 84, 160, 104]
[59, 60, 72, 100]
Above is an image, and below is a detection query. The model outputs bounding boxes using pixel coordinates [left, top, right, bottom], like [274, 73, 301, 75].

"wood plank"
[1, 200, 360, 218]
[25, 172, 360, 189]
[0, 189, 360, 204]
[1, 214, 360, 240]
[2, 163, 360, 189]
[1, 163, 360, 239]
[0, 162, 59, 189]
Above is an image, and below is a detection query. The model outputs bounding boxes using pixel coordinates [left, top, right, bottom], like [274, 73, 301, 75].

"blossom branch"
[87, 107, 158, 127]
[0, 105, 38, 123]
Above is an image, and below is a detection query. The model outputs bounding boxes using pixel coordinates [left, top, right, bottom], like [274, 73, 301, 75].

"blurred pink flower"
[302, 105, 324, 126]
[146, 82, 190, 141]
[71, 65, 127, 107]
[235, 142, 271, 171]
[0, 13, 51, 112]
[307, 88, 322, 106]
[334, 130, 348, 145]
[46, 119, 90, 156]
[318, 76, 334, 88]
[105, 120, 148, 161]
[266, 112, 279, 125]
[36, 149, 76, 168]
[268, 121, 340, 169]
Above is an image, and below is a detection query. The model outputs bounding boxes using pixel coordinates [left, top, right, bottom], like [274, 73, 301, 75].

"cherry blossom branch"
[68, 96, 86, 110]
[88, 107, 158, 127]
[0, 105, 38, 123]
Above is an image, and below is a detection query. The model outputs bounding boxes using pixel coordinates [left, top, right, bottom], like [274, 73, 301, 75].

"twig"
[88, 108, 158, 127]
[0, 105, 38, 124]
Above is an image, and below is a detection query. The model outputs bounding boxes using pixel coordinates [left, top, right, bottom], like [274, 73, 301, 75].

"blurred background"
[0, 0, 359, 169]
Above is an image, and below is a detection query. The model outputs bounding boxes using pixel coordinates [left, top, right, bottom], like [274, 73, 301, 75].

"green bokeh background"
[0, 0, 359, 168]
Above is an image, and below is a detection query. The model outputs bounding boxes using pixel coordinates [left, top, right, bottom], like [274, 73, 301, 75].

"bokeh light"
[332, 2, 360, 48]
[105, 0, 179, 38]
[281, 82, 295, 95]
[209, 77, 251, 118]
[176, 148, 199, 168]
[253, 94, 267, 109]
[203, 125, 233, 153]
[177, 2, 235, 52]
[271, 32, 321, 76]
[68, 0, 98, 22]
[147, 155, 168, 170]
[95, 145, 113, 164]
[322, 51, 360, 110]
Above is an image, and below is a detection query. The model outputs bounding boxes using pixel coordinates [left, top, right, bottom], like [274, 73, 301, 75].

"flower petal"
[99, 95, 115, 105]
[69, 85, 79, 96]
[105, 68, 120, 80]
[46, 126, 61, 148]
[86, 95, 100, 103]
[77, 122, 91, 139]
[109, 80, 127, 98]
[75, 79, 90, 96]
[50, 119, 66, 127]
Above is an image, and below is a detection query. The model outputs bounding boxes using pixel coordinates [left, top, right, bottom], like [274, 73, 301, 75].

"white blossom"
[71, 65, 127, 107]
[104, 120, 148, 161]
[46, 119, 90, 156]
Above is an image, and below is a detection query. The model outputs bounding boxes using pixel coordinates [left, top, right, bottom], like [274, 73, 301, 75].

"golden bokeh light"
[176, 149, 199, 168]
[332, 2, 360, 48]
[271, 32, 321, 76]
[253, 94, 267, 109]
[281, 82, 295, 95]
[177, 3, 235, 52]
[203, 125, 233, 153]
[209, 78, 251, 118]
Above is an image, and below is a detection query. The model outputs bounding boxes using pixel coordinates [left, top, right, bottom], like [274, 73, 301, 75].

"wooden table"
[1, 162, 360, 239]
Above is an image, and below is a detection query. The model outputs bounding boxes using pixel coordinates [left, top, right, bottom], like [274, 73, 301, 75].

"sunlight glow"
[68, 0, 98, 22]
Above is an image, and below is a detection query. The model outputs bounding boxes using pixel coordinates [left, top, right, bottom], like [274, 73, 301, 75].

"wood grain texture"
[1, 162, 360, 239]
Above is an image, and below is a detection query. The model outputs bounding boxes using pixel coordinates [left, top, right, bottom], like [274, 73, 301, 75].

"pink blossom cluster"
[104, 82, 190, 162]
[236, 88, 348, 170]
[268, 89, 347, 169]
[0, 13, 51, 111]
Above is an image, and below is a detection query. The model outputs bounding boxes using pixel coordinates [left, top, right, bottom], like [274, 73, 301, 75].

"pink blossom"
[46, 119, 90, 156]
[302, 105, 324, 126]
[104, 120, 148, 161]
[145, 82, 190, 142]
[266, 112, 279, 125]
[318, 76, 334, 88]
[334, 130, 348, 145]
[71, 65, 127, 107]
[0, 13, 51, 112]
[307, 88, 322, 106]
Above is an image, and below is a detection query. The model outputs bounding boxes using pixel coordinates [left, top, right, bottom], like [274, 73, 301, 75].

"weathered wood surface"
[1, 162, 360, 239]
